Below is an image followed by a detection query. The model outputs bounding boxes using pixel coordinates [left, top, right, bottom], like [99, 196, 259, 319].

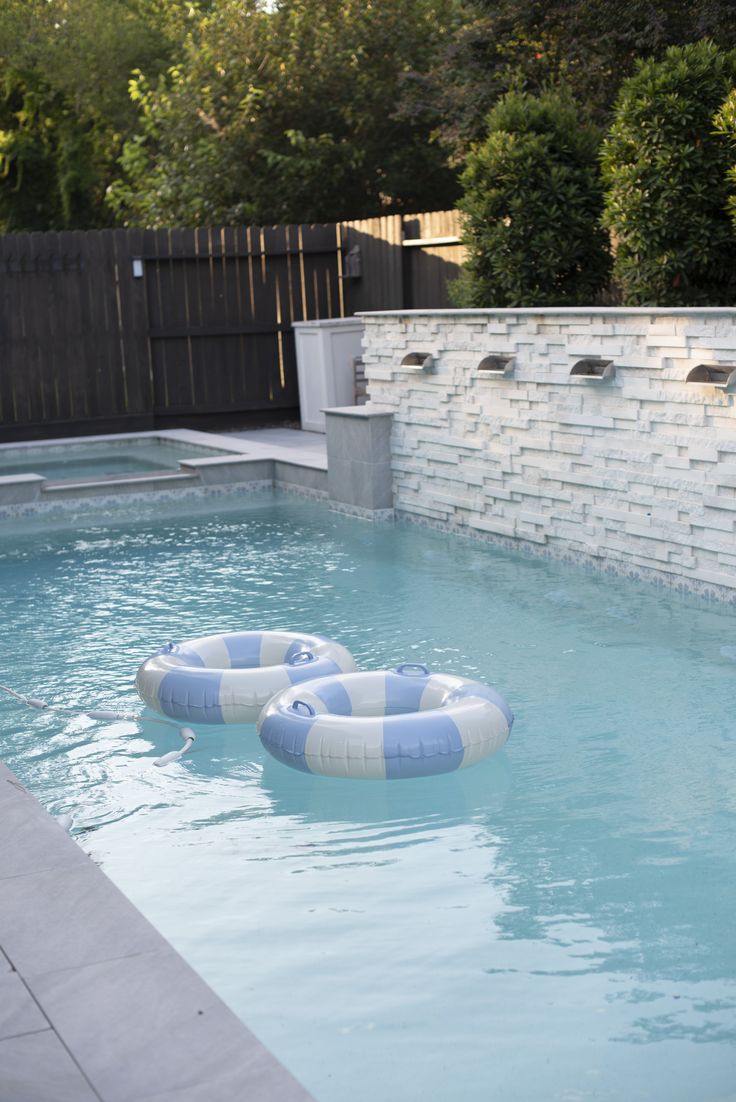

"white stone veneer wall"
[362, 308, 736, 597]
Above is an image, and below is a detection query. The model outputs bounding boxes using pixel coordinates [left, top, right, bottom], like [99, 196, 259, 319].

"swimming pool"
[0, 436, 231, 482]
[1, 492, 735, 1101]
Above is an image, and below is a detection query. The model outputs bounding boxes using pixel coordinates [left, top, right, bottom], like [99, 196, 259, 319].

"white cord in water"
[0, 684, 196, 767]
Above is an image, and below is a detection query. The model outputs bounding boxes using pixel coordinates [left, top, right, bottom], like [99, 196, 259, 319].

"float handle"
[291, 700, 316, 717]
[288, 650, 314, 666]
[396, 663, 430, 677]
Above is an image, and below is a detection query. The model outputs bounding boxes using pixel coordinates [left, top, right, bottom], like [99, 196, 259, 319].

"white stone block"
[703, 494, 736, 512]
[468, 514, 517, 537]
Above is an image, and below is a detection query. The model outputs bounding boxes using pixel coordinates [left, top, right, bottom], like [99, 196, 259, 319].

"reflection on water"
[258, 750, 513, 828]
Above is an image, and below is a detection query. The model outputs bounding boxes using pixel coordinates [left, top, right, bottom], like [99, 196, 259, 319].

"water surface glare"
[1, 494, 735, 1101]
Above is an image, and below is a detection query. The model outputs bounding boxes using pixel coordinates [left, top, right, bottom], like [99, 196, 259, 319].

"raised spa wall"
[328, 308, 736, 598]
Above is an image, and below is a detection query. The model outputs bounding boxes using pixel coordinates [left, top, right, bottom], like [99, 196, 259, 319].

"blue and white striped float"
[257, 663, 513, 779]
[135, 631, 356, 725]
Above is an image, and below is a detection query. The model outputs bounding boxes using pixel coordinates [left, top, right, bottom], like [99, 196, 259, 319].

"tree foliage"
[415, 0, 736, 162]
[0, 0, 178, 231]
[3, 0, 736, 249]
[600, 40, 736, 306]
[452, 87, 611, 307]
[714, 90, 736, 231]
[108, 0, 459, 228]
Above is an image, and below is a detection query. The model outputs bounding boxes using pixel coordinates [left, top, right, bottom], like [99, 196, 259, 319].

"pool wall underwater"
[360, 308, 736, 600]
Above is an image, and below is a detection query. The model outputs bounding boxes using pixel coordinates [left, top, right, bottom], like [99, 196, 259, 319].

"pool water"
[0, 438, 229, 481]
[1, 494, 735, 1102]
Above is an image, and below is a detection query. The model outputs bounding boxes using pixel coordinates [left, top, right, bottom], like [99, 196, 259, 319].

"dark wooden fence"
[0, 211, 465, 442]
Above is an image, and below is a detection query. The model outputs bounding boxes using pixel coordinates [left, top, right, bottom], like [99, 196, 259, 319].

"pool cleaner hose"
[0, 683, 195, 767]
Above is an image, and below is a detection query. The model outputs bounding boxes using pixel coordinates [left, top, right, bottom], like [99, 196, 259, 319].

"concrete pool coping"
[0, 758, 315, 1102]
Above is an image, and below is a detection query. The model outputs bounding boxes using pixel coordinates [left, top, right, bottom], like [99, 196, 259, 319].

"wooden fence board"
[4, 236, 22, 424]
[222, 225, 247, 405]
[0, 237, 9, 423]
[26, 233, 51, 424]
[82, 230, 105, 418]
[57, 230, 87, 422]
[20, 233, 35, 423]
[120, 227, 152, 417]
[99, 229, 127, 419]
[192, 228, 210, 409]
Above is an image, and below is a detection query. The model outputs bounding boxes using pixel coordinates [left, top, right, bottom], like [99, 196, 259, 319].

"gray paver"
[0, 973, 49, 1040]
[31, 948, 313, 1102]
[226, 427, 327, 466]
[0, 861, 163, 976]
[0, 775, 89, 881]
[0, 1030, 100, 1102]
[0, 760, 23, 800]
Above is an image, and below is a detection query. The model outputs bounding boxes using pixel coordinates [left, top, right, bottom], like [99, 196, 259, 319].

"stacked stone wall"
[362, 308, 736, 595]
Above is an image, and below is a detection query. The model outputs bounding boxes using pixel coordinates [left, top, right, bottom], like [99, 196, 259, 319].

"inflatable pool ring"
[257, 663, 513, 779]
[136, 630, 357, 725]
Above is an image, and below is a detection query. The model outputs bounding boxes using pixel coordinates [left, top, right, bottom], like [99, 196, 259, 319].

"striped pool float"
[135, 630, 356, 725]
[257, 663, 513, 779]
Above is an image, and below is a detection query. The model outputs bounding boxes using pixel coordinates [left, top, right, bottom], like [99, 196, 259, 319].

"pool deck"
[0, 427, 330, 1101]
[225, 426, 327, 464]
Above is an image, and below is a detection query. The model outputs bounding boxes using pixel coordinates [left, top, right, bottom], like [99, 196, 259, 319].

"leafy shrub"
[714, 88, 736, 230]
[601, 39, 736, 306]
[451, 87, 611, 307]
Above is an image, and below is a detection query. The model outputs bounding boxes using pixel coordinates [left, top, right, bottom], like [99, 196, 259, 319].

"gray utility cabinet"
[293, 317, 364, 433]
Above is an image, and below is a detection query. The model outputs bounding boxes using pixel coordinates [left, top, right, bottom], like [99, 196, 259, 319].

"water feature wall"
[361, 308, 736, 597]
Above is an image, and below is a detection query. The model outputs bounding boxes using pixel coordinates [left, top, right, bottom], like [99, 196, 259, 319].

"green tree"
[413, 0, 736, 162]
[452, 87, 611, 307]
[0, 0, 175, 231]
[108, 0, 459, 228]
[600, 39, 736, 306]
[0, 72, 98, 231]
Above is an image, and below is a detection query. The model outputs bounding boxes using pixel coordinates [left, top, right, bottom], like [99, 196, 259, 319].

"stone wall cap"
[0, 473, 46, 485]
[359, 307, 736, 318]
[293, 316, 364, 329]
[323, 405, 392, 418]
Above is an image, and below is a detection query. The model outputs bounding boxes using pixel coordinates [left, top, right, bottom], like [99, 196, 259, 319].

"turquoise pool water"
[1, 493, 735, 1101]
[0, 437, 229, 481]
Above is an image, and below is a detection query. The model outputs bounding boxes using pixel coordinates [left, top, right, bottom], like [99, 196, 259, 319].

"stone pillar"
[324, 406, 393, 516]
